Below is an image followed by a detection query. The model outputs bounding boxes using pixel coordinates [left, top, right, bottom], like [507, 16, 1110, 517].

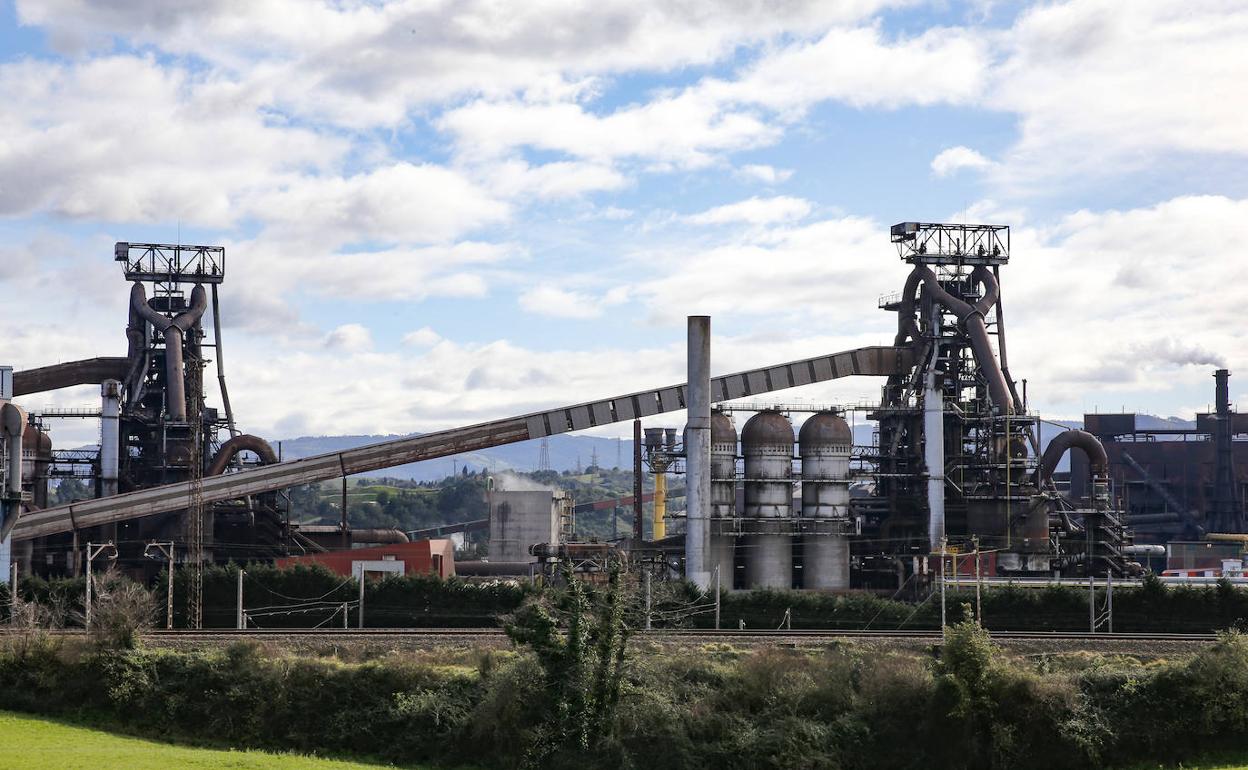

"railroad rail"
[0, 628, 1212, 642]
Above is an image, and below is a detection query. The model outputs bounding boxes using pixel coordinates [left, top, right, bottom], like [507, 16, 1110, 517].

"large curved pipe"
[207, 434, 278, 476]
[895, 265, 1014, 415]
[130, 283, 207, 421]
[1037, 429, 1108, 487]
[350, 528, 410, 545]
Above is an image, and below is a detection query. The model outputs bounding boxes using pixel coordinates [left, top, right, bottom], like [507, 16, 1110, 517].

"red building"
[276, 539, 456, 579]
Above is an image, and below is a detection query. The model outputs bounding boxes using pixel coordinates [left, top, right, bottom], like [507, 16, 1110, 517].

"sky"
[3, 0, 1247, 449]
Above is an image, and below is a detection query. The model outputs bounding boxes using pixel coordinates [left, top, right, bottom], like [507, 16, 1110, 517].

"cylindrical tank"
[741, 411, 794, 589]
[799, 412, 851, 591]
[709, 411, 738, 589]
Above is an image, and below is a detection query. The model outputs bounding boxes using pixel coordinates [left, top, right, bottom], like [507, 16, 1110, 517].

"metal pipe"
[210, 284, 239, 437]
[902, 265, 1014, 415]
[653, 470, 667, 540]
[1038, 429, 1108, 487]
[206, 434, 278, 476]
[923, 306, 946, 551]
[130, 283, 207, 421]
[685, 316, 712, 590]
[348, 528, 410, 544]
[633, 419, 643, 543]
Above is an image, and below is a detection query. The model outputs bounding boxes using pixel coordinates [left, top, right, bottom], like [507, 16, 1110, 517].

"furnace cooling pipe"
[207, 434, 278, 476]
[893, 265, 1016, 415]
[1037, 429, 1108, 488]
[130, 282, 208, 421]
[1, 402, 26, 540]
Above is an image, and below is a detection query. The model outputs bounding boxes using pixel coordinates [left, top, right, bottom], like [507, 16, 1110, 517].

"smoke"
[492, 471, 556, 492]
[1130, 338, 1226, 368]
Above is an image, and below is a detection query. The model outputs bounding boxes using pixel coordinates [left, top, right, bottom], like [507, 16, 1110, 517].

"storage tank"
[741, 411, 794, 589]
[709, 411, 738, 589]
[799, 412, 851, 590]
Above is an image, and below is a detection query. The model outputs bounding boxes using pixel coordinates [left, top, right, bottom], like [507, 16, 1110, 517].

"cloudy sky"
[4, 0, 1247, 449]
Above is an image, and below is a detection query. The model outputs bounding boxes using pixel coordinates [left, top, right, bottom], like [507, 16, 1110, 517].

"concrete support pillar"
[685, 316, 712, 590]
[100, 380, 121, 498]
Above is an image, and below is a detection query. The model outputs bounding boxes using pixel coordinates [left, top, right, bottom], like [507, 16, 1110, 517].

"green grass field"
[0, 711, 405, 769]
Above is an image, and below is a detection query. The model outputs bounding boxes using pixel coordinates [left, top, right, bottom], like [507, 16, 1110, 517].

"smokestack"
[685, 316, 712, 589]
[1212, 369, 1238, 531]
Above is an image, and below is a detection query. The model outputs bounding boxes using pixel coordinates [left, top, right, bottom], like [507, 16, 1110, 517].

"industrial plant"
[1, 222, 1244, 621]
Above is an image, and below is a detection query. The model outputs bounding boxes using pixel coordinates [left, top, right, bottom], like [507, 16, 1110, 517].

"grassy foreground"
[0, 710, 399, 770]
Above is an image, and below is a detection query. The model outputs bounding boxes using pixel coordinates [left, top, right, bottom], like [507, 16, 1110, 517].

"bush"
[87, 569, 155, 650]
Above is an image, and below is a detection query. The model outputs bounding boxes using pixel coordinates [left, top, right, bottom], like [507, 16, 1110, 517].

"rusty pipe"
[207, 434, 278, 476]
[1038, 429, 1108, 487]
[349, 528, 410, 545]
[130, 283, 207, 421]
[901, 265, 1013, 414]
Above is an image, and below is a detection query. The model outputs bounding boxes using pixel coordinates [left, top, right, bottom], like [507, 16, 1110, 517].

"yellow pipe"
[1206, 533, 1248, 543]
[653, 471, 666, 540]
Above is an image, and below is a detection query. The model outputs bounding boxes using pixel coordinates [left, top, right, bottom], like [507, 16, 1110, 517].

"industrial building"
[275, 539, 456, 580]
[0, 220, 1240, 622]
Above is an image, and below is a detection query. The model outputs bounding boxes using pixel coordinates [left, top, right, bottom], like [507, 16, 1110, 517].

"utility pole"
[342, 602, 349, 629]
[341, 476, 349, 550]
[939, 536, 947, 637]
[144, 541, 175, 630]
[644, 569, 652, 631]
[713, 564, 721, 630]
[972, 535, 981, 626]
[358, 569, 365, 629]
[236, 568, 245, 630]
[1089, 571, 1096, 633]
[85, 541, 117, 631]
[1107, 571, 1114, 634]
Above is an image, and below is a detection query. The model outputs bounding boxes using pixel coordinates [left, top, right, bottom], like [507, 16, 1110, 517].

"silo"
[709, 411, 738, 589]
[799, 412, 852, 590]
[741, 411, 794, 589]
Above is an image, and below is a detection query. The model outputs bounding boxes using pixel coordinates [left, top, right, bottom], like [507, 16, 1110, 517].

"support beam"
[13, 345, 913, 541]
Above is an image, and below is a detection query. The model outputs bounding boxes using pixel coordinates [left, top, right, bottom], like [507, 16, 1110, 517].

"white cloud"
[988, 0, 1248, 185]
[686, 196, 813, 226]
[401, 327, 442, 347]
[0, 55, 342, 226]
[737, 164, 794, 184]
[439, 90, 780, 169]
[931, 146, 995, 177]
[249, 163, 509, 246]
[323, 323, 372, 350]
[16, 0, 909, 126]
[631, 214, 904, 324]
[518, 286, 607, 319]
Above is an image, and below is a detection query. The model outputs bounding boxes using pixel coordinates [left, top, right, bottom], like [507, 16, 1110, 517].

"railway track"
[2, 628, 1219, 645]
[120, 628, 1221, 643]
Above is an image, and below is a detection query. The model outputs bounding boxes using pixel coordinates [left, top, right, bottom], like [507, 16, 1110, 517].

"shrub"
[87, 569, 155, 650]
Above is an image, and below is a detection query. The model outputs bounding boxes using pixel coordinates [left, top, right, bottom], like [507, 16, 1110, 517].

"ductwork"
[1, 403, 25, 541]
[351, 528, 410, 544]
[22, 428, 52, 509]
[130, 282, 207, 421]
[207, 434, 278, 476]
[893, 265, 1016, 415]
[1038, 429, 1108, 487]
